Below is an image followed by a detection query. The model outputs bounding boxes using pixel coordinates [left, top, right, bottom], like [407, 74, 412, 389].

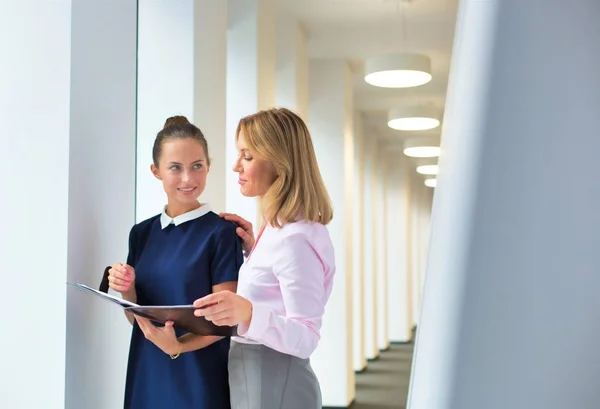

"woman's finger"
[212, 317, 237, 327]
[109, 267, 132, 282]
[109, 275, 131, 287]
[193, 291, 228, 309]
[109, 283, 131, 293]
[203, 309, 232, 322]
[135, 317, 149, 335]
[199, 299, 234, 318]
[236, 227, 252, 240]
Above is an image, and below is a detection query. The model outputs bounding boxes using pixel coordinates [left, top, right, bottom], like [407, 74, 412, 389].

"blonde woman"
[193, 107, 335, 409]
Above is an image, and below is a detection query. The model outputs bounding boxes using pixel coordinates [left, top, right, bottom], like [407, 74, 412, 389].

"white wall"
[226, 0, 276, 227]
[276, 13, 309, 120]
[66, 1, 137, 408]
[193, 0, 228, 212]
[0, 2, 72, 407]
[376, 144, 389, 351]
[0, 1, 137, 408]
[309, 59, 355, 407]
[352, 113, 367, 371]
[409, 1, 600, 409]
[410, 175, 430, 325]
[363, 130, 379, 359]
[136, 0, 195, 222]
[387, 155, 413, 343]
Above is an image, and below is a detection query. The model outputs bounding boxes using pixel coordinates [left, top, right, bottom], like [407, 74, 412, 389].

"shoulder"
[191, 211, 238, 236]
[272, 221, 334, 266]
[130, 214, 160, 237]
[276, 220, 331, 243]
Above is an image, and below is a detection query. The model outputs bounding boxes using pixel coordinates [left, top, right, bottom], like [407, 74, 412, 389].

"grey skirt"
[228, 340, 322, 409]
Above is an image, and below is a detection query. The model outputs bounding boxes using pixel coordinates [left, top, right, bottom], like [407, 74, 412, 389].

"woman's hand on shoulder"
[193, 290, 252, 328]
[108, 262, 135, 294]
[219, 212, 255, 253]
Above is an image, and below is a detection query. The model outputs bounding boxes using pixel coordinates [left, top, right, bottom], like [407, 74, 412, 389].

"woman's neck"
[165, 201, 202, 218]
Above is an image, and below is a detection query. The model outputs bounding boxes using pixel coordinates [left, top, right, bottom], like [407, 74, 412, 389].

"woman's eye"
[243, 157, 253, 162]
[193, 163, 203, 169]
[170, 165, 180, 171]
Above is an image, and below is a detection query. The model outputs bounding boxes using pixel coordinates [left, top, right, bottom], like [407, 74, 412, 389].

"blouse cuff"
[237, 303, 270, 340]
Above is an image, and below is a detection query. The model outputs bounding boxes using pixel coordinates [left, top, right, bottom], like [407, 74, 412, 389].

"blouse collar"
[160, 203, 211, 229]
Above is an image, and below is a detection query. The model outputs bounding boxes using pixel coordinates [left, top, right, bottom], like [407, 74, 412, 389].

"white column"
[376, 143, 390, 350]
[363, 131, 379, 359]
[408, 1, 600, 409]
[353, 113, 367, 371]
[410, 175, 424, 325]
[136, 0, 195, 222]
[1, 1, 137, 408]
[226, 0, 277, 228]
[137, 1, 228, 215]
[386, 154, 413, 343]
[1, 2, 72, 407]
[276, 12, 309, 120]
[66, 1, 137, 407]
[309, 59, 355, 407]
[418, 188, 432, 298]
[193, 0, 228, 211]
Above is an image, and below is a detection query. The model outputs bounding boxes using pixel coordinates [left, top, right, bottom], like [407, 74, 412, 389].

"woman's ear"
[150, 164, 161, 180]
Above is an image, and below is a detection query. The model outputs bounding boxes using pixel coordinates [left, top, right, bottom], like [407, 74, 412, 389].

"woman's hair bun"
[163, 115, 190, 129]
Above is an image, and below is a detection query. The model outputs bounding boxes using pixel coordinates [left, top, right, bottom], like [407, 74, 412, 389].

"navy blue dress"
[123, 207, 243, 409]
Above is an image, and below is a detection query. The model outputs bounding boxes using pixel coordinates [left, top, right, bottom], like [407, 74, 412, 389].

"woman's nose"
[181, 170, 191, 182]
[232, 158, 241, 172]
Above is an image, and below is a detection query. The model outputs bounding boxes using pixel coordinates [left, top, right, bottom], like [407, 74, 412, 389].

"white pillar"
[387, 154, 413, 343]
[226, 0, 277, 228]
[1, 2, 72, 407]
[193, 0, 228, 211]
[309, 59, 355, 407]
[66, 1, 137, 407]
[1, 1, 137, 408]
[353, 113, 367, 371]
[363, 131, 379, 359]
[418, 188, 432, 298]
[376, 143, 390, 351]
[408, 1, 600, 409]
[136, 0, 195, 222]
[276, 12, 309, 120]
[137, 1, 228, 215]
[410, 175, 425, 325]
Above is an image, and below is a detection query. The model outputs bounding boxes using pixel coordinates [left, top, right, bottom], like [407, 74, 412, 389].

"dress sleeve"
[237, 232, 329, 359]
[126, 224, 137, 267]
[210, 222, 243, 286]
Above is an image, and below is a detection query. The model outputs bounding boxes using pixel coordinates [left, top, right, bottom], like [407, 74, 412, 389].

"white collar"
[160, 203, 211, 229]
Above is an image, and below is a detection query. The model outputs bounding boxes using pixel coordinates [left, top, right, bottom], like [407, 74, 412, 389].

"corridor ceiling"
[280, 0, 459, 148]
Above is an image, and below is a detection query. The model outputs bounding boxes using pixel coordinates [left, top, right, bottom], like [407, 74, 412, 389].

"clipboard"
[67, 282, 237, 336]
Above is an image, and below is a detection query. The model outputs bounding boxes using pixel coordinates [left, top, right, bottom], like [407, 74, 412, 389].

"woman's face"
[151, 138, 208, 208]
[232, 133, 277, 197]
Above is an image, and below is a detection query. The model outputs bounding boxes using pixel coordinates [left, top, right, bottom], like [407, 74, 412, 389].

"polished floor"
[352, 343, 414, 409]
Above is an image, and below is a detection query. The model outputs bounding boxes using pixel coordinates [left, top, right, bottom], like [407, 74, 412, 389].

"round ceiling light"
[416, 165, 438, 175]
[424, 178, 437, 188]
[388, 106, 441, 131]
[364, 53, 432, 88]
[403, 135, 441, 158]
[415, 158, 439, 175]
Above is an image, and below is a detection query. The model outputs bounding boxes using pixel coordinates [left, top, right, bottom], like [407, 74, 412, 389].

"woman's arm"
[122, 287, 137, 325]
[177, 281, 237, 352]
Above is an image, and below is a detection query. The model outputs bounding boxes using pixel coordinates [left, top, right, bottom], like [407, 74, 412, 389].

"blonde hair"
[236, 107, 333, 228]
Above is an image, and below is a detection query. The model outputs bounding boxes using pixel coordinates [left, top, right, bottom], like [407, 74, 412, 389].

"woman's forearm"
[178, 334, 224, 353]
[122, 288, 137, 325]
